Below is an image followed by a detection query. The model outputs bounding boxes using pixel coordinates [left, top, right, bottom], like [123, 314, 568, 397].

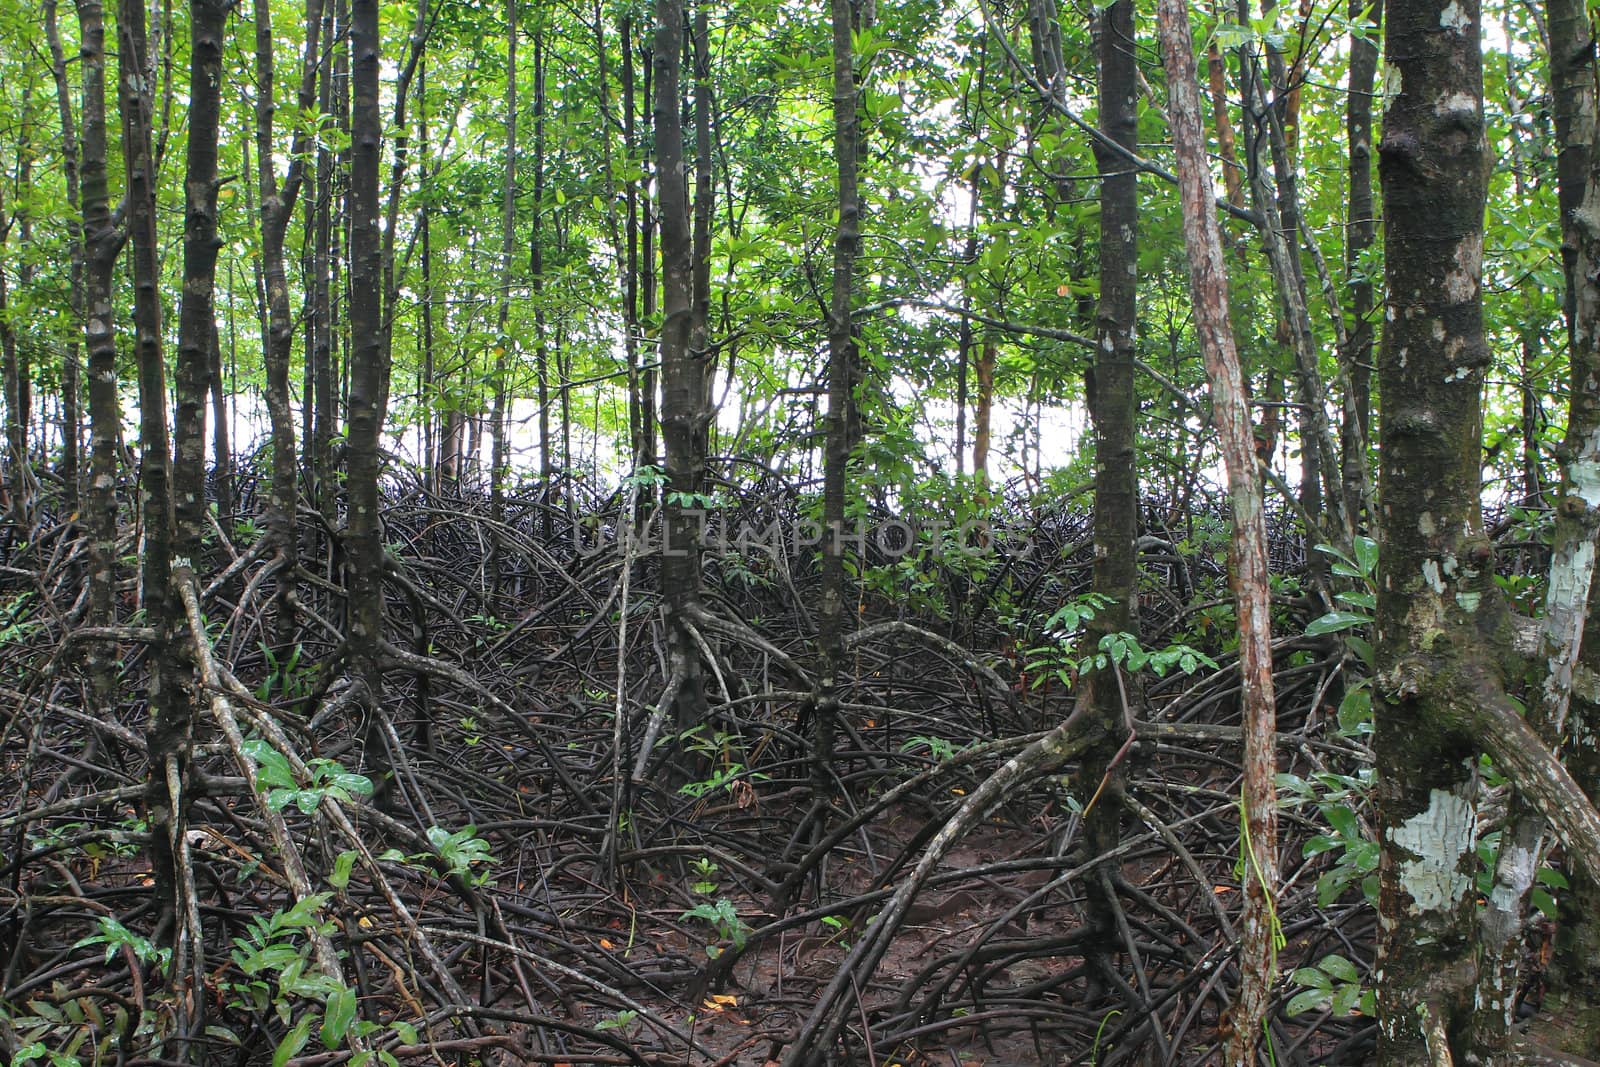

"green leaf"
[321, 986, 357, 1050]
[1319, 954, 1360, 983]
[1337, 686, 1372, 735]
[1285, 988, 1330, 1016]
[273, 1016, 313, 1067]
[1306, 611, 1369, 636]
[1353, 535, 1379, 576]
[329, 850, 359, 890]
[1537, 867, 1569, 889]
[1331, 981, 1362, 1016]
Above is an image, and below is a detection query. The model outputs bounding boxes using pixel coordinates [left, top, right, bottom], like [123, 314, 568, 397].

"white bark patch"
[1434, 91, 1478, 119]
[1455, 590, 1480, 613]
[1439, 0, 1469, 32]
[1422, 559, 1445, 594]
[1418, 512, 1435, 537]
[1444, 235, 1482, 302]
[1489, 838, 1536, 915]
[1570, 427, 1600, 508]
[1390, 787, 1476, 913]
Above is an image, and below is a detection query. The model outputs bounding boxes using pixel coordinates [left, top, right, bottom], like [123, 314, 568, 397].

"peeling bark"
[1155, 1, 1279, 1060]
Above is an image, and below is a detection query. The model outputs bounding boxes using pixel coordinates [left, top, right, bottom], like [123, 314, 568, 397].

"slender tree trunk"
[1554, 0, 1600, 1009]
[255, 0, 324, 664]
[175, 0, 226, 564]
[45, 0, 83, 499]
[490, 0, 518, 598]
[1477, 0, 1600, 1045]
[1081, 0, 1141, 953]
[534, 28, 553, 520]
[119, 0, 194, 986]
[655, 0, 709, 741]
[622, 17, 644, 462]
[1237, 27, 1352, 551]
[347, 0, 393, 805]
[1207, 38, 1246, 210]
[814, 0, 861, 847]
[209, 320, 232, 522]
[1156, 2, 1279, 1061]
[0, 197, 28, 530]
[420, 60, 438, 495]
[76, 0, 122, 707]
[1342, 0, 1379, 526]
[972, 341, 995, 484]
[641, 42, 659, 471]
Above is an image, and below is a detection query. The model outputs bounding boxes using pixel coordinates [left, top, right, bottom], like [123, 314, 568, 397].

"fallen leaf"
[600, 938, 614, 949]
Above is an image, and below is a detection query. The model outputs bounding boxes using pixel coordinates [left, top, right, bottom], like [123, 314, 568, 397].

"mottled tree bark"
[1342, 0, 1380, 525]
[75, 0, 122, 708]
[174, 0, 226, 564]
[1155, 1, 1279, 1060]
[118, 0, 193, 982]
[489, 0, 518, 598]
[45, 0, 83, 498]
[1372, 0, 1495, 1058]
[814, 0, 861, 845]
[346, 0, 394, 805]
[1083, 0, 1140, 955]
[654, 0, 710, 741]
[255, 0, 324, 664]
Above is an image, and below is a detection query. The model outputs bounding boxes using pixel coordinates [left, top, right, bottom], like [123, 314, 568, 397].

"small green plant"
[595, 1009, 640, 1032]
[674, 727, 770, 798]
[819, 914, 852, 948]
[243, 740, 374, 814]
[256, 643, 313, 701]
[1281, 773, 1379, 907]
[1305, 537, 1378, 643]
[425, 824, 497, 885]
[690, 857, 720, 895]
[899, 735, 962, 762]
[1287, 953, 1373, 1017]
[681, 898, 751, 957]
[75, 916, 171, 973]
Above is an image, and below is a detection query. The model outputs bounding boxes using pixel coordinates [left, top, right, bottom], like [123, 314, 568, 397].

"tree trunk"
[654, 0, 710, 742]
[75, 0, 122, 708]
[174, 0, 225, 565]
[972, 341, 995, 483]
[1155, 1, 1279, 1060]
[347, 0, 393, 805]
[45, 0, 83, 500]
[815, 0, 862, 853]
[1342, 0, 1379, 526]
[1088, 0, 1141, 951]
[1490, 0, 1600, 1041]
[534, 27, 553, 521]
[0, 192, 29, 531]
[255, 0, 324, 666]
[119, 0, 192, 981]
[1372, 0, 1495, 1057]
[490, 0, 518, 598]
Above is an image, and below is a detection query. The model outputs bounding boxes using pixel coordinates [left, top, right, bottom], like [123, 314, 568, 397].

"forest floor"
[0, 475, 1571, 1066]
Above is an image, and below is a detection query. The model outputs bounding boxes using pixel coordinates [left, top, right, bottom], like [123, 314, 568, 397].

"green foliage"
[1020, 592, 1219, 691]
[1281, 771, 1379, 908]
[1287, 953, 1373, 1018]
[681, 898, 751, 956]
[242, 740, 374, 814]
[74, 916, 170, 972]
[424, 824, 497, 885]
